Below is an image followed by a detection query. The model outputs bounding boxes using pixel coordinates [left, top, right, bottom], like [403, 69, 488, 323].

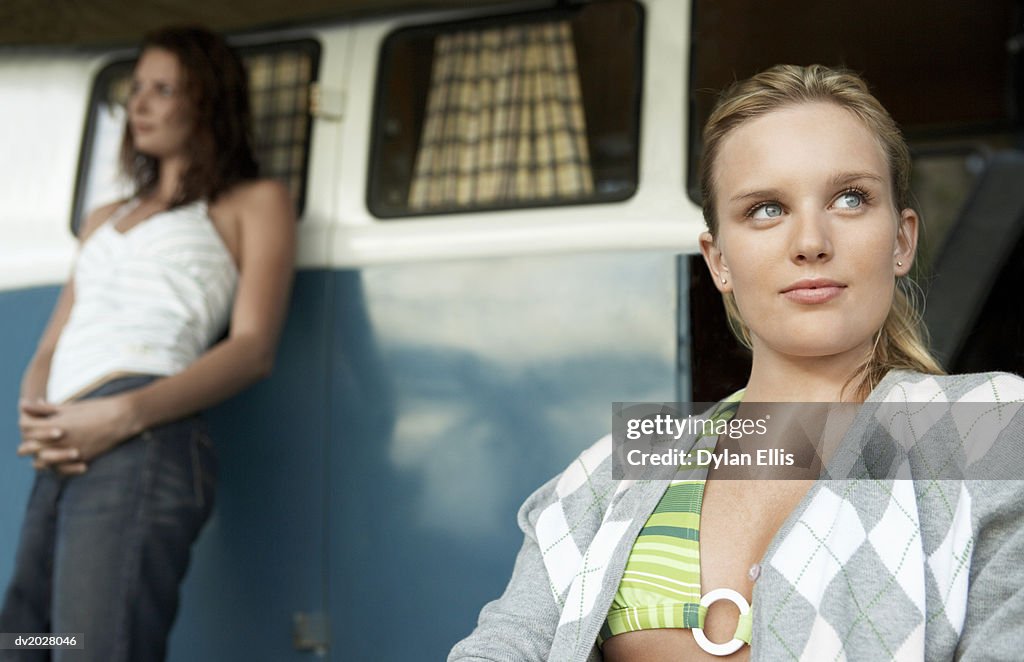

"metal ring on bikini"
[692, 588, 751, 656]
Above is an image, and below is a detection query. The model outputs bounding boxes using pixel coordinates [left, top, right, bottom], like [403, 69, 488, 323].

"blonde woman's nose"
[790, 210, 833, 264]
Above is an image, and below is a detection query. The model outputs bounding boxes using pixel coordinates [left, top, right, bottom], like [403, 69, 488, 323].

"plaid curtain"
[408, 21, 594, 211]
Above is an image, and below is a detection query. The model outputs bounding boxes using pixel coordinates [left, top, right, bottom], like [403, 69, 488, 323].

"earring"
[721, 276, 727, 284]
[896, 261, 903, 267]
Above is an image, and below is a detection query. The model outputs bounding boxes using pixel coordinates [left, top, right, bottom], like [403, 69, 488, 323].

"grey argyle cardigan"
[450, 371, 1024, 661]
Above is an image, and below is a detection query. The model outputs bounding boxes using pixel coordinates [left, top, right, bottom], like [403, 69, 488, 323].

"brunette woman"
[1, 26, 295, 661]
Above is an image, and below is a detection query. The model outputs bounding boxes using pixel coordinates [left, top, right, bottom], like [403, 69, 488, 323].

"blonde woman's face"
[700, 102, 917, 362]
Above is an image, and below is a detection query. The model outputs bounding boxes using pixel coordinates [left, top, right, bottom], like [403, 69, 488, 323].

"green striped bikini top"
[600, 392, 753, 655]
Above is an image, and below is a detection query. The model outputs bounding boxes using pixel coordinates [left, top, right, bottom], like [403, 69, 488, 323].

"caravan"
[1, 1, 1020, 659]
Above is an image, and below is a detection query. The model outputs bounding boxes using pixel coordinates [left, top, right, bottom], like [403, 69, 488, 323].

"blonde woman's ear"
[895, 208, 919, 276]
[699, 231, 731, 292]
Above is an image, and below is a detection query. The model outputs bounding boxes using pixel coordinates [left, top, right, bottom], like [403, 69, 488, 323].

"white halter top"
[47, 199, 239, 403]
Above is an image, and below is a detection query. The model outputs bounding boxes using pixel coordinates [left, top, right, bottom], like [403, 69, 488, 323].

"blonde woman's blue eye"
[835, 192, 863, 208]
[752, 203, 783, 219]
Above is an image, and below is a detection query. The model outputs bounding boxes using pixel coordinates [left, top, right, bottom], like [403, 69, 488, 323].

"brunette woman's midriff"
[59, 370, 157, 404]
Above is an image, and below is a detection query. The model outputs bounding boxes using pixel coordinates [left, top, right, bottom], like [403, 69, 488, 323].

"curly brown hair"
[119, 25, 259, 205]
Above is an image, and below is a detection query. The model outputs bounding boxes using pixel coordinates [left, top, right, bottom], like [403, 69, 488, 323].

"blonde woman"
[450, 65, 1024, 661]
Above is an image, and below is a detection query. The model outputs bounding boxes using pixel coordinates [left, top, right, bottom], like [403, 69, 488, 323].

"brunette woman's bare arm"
[17, 201, 126, 463]
[19, 285, 73, 405]
[21, 182, 296, 471]
[19, 201, 123, 404]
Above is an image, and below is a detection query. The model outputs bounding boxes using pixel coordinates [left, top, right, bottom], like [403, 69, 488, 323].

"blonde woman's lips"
[781, 278, 846, 304]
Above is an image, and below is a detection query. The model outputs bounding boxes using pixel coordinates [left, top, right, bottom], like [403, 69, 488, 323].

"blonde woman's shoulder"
[946, 371, 1024, 402]
[884, 370, 1024, 403]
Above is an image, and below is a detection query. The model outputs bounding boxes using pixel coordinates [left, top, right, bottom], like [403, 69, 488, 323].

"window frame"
[366, 1, 645, 220]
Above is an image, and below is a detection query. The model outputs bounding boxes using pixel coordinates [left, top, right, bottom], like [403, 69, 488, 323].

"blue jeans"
[0, 377, 216, 661]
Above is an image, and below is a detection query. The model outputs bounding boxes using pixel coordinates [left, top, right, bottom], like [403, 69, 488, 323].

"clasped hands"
[17, 396, 135, 475]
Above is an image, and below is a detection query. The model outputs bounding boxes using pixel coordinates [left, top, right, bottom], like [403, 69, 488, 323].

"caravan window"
[72, 39, 319, 232]
[368, 0, 643, 218]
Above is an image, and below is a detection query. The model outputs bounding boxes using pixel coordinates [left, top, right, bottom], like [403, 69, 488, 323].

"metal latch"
[309, 82, 345, 121]
[293, 611, 330, 656]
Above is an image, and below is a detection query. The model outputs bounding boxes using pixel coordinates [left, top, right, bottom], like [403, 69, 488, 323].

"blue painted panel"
[0, 275, 329, 662]
[0, 286, 61, 586]
[0, 254, 686, 662]
[169, 270, 331, 661]
[327, 253, 681, 660]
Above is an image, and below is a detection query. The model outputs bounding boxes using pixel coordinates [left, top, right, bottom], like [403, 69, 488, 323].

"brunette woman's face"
[127, 48, 193, 160]
[700, 102, 918, 362]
